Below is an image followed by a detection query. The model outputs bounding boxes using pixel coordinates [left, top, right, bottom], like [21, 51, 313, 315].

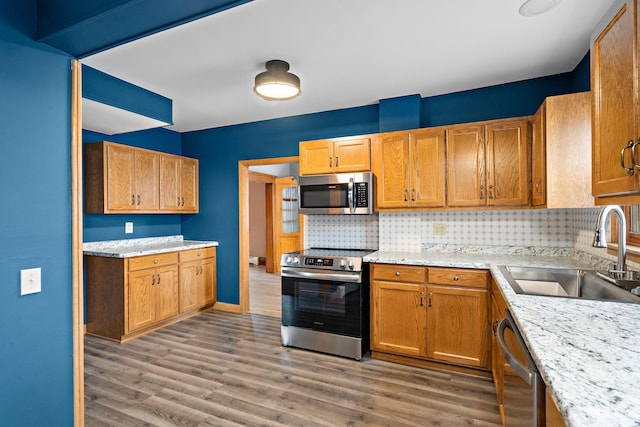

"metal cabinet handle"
[181, 197, 185, 206]
[137, 195, 141, 205]
[621, 140, 635, 176]
[335, 156, 339, 167]
[535, 179, 543, 195]
[634, 139, 640, 169]
[151, 274, 156, 286]
[131, 195, 135, 205]
[428, 292, 433, 307]
[419, 292, 424, 307]
[177, 197, 181, 206]
[411, 189, 416, 201]
[404, 189, 408, 202]
[157, 273, 161, 285]
[480, 184, 485, 200]
[493, 319, 500, 335]
[488, 185, 494, 200]
[329, 156, 333, 168]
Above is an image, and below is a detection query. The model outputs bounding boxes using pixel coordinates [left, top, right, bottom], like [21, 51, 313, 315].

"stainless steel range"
[280, 248, 374, 360]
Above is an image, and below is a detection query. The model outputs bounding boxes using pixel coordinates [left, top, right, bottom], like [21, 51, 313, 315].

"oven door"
[281, 268, 363, 337]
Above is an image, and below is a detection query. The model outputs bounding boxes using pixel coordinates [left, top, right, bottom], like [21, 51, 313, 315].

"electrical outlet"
[433, 223, 447, 236]
[20, 268, 41, 295]
[125, 222, 134, 234]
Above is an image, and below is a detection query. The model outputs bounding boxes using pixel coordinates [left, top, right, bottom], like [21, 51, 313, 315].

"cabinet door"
[180, 158, 199, 212]
[160, 154, 181, 211]
[155, 265, 179, 321]
[179, 262, 199, 313]
[134, 150, 159, 210]
[371, 280, 427, 358]
[426, 285, 490, 368]
[128, 269, 156, 332]
[411, 128, 446, 208]
[531, 103, 546, 207]
[299, 140, 334, 175]
[200, 257, 216, 305]
[485, 119, 529, 207]
[106, 143, 135, 211]
[374, 132, 410, 208]
[446, 125, 485, 207]
[333, 137, 371, 173]
[592, 0, 639, 195]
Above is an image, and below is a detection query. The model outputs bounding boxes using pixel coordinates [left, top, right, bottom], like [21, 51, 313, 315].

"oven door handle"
[497, 317, 534, 386]
[281, 267, 362, 283]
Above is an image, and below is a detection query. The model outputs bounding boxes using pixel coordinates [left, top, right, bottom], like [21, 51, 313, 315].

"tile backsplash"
[304, 214, 380, 250]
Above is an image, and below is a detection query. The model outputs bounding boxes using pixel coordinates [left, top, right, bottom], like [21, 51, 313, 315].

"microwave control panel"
[355, 182, 369, 207]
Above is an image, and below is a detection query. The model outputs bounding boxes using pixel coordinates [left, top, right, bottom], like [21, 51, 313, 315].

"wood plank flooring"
[85, 311, 501, 426]
[249, 264, 281, 318]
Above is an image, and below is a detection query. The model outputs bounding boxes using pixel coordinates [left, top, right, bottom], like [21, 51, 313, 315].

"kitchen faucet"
[593, 205, 628, 276]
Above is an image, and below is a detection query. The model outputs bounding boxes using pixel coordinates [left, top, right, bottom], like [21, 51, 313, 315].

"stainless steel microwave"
[298, 172, 373, 215]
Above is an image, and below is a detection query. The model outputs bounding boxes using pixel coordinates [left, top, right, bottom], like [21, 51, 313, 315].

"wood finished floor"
[85, 311, 501, 426]
[249, 264, 281, 318]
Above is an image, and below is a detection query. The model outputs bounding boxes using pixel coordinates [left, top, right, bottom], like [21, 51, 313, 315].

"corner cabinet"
[85, 141, 199, 214]
[446, 118, 529, 208]
[85, 246, 216, 342]
[591, 0, 640, 201]
[372, 128, 446, 209]
[370, 264, 490, 372]
[299, 136, 371, 175]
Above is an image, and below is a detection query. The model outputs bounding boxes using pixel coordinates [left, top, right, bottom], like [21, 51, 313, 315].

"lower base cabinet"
[370, 264, 490, 371]
[85, 247, 216, 342]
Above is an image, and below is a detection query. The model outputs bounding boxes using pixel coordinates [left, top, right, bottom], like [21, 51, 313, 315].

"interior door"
[274, 176, 303, 273]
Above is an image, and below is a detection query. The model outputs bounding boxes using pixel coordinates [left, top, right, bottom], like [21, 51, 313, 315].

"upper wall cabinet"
[591, 0, 640, 201]
[532, 92, 594, 209]
[299, 136, 371, 175]
[372, 128, 446, 209]
[447, 118, 530, 208]
[85, 141, 199, 214]
[160, 154, 199, 213]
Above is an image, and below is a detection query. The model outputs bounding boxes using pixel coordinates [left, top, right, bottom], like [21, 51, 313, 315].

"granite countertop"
[83, 235, 219, 258]
[364, 250, 640, 427]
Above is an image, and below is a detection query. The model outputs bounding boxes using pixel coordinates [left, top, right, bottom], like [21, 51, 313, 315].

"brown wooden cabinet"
[546, 388, 567, 427]
[426, 267, 490, 369]
[85, 247, 216, 342]
[160, 154, 199, 213]
[591, 0, 640, 200]
[447, 118, 529, 208]
[179, 247, 216, 313]
[85, 141, 199, 214]
[531, 93, 594, 208]
[373, 128, 446, 209]
[370, 264, 427, 358]
[299, 136, 371, 175]
[85, 141, 160, 213]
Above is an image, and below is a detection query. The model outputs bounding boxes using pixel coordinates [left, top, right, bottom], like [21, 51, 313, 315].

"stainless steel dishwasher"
[497, 309, 545, 426]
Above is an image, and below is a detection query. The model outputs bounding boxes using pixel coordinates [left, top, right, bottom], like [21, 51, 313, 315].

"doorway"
[238, 157, 300, 316]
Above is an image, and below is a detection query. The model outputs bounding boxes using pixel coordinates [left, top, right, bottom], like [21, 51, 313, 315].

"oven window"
[296, 283, 354, 316]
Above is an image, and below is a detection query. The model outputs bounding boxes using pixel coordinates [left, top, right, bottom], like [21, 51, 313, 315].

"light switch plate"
[433, 223, 447, 236]
[125, 222, 134, 234]
[20, 268, 41, 295]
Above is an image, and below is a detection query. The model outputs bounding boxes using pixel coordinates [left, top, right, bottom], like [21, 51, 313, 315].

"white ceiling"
[82, 0, 615, 133]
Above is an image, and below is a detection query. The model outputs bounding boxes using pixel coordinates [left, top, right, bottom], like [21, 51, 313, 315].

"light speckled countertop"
[364, 250, 640, 427]
[83, 235, 218, 258]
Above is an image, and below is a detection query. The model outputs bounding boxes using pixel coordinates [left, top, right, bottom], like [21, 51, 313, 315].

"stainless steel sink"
[497, 265, 640, 303]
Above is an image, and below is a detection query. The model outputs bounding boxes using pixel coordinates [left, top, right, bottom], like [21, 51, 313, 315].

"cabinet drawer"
[180, 247, 216, 263]
[128, 252, 178, 271]
[372, 264, 426, 283]
[428, 267, 488, 288]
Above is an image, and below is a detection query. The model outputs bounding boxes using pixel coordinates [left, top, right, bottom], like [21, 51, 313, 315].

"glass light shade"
[519, 0, 561, 16]
[254, 60, 301, 101]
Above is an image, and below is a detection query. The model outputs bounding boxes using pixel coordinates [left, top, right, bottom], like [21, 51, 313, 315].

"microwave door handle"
[348, 177, 355, 213]
[497, 318, 534, 385]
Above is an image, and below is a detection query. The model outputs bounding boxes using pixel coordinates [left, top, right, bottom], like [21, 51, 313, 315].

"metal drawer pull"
[395, 271, 400, 276]
[621, 140, 635, 176]
[154, 259, 158, 264]
[428, 292, 433, 307]
[419, 292, 424, 307]
[453, 275, 459, 281]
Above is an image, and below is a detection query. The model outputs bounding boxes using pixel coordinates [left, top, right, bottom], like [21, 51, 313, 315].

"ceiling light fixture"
[254, 60, 301, 101]
[519, 0, 561, 16]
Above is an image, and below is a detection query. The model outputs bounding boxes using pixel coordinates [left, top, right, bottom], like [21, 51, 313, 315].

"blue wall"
[182, 66, 589, 305]
[0, 1, 73, 425]
[83, 128, 183, 242]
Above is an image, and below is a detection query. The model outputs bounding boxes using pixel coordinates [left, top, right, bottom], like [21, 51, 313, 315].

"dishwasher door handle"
[497, 317, 535, 386]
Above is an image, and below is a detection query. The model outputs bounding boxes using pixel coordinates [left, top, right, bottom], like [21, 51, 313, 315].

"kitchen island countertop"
[83, 235, 218, 258]
[364, 250, 640, 427]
